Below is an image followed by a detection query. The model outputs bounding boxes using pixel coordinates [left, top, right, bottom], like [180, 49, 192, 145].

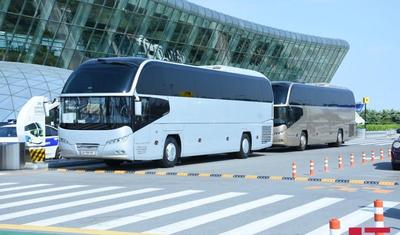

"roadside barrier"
[292, 162, 296, 178]
[329, 218, 340, 235]
[324, 157, 329, 172]
[28, 148, 45, 163]
[380, 149, 384, 161]
[371, 150, 375, 163]
[338, 155, 343, 169]
[309, 160, 315, 176]
[350, 153, 355, 168]
[362, 152, 366, 164]
[374, 200, 384, 234]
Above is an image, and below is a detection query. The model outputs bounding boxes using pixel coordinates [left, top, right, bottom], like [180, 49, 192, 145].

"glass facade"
[0, 0, 349, 83]
[0, 61, 71, 121]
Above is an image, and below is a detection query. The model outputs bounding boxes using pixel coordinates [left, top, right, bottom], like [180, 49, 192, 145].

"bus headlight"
[106, 135, 130, 145]
[393, 141, 400, 149]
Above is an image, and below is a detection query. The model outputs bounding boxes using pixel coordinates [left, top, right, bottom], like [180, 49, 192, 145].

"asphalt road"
[0, 136, 399, 235]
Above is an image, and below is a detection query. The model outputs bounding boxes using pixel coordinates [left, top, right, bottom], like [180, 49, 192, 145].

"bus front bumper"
[58, 127, 135, 161]
[272, 125, 299, 147]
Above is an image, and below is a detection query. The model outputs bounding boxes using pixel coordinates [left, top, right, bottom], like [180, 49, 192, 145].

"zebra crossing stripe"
[26, 190, 202, 226]
[0, 183, 17, 187]
[145, 194, 292, 235]
[0, 185, 87, 200]
[0, 224, 147, 235]
[306, 201, 400, 235]
[0, 186, 122, 210]
[0, 188, 161, 222]
[221, 197, 343, 235]
[0, 184, 51, 193]
[85, 192, 246, 230]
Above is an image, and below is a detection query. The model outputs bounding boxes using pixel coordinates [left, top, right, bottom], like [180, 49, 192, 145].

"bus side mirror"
[135, 101, 142, 116]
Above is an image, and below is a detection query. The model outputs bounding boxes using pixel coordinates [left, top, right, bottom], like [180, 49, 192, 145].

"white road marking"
[26, 190, 202, 226]
[0, 185, 87, 200]
[85, 192, 246, 230]
[0, 186, 122, 210]
[0, 173, 8, 176]
[306, 201, 400, 235]
[0, 183, 17, 187]
[0, 188, 161, 222]
[145, 194, 292, 235]
[221, 197, 343, 235]
[0, 184, 51, 193]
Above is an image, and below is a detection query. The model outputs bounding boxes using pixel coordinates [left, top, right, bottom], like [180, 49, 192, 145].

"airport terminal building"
[0, 0, 349, 121]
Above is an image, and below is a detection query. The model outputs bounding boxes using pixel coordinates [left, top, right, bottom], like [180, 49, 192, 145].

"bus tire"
[55, 147, 61, 159]
[331, 130, 343, 147]
[237, 133, 251, 159]
[297, 132, 307, 151]
[392, 162, 400, 170]
[160, 137, 180, 168]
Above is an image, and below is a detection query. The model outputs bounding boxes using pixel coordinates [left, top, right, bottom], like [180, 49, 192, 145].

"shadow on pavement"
[48, 152, 266, 172]
[373, 162, 394, 171]
[384, 207, 400, 222]
[264, 144, 335, 153]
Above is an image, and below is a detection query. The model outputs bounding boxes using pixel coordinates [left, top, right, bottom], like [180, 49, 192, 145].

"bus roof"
[272, 81, 351, 91]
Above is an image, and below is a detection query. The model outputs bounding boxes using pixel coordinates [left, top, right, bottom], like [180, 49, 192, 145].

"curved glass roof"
[161, 0, 349, 48]
[0, 62, 72, 122]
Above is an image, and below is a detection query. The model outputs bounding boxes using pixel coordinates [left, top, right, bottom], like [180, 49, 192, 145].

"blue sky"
[188, 0, 399, 110]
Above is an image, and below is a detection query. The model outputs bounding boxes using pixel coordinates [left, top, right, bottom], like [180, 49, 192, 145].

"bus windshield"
[62, 63, 138, 93]
[272, 84, 289, 105]
[274, 106, 303, 127]
[60, 97, 132, 125]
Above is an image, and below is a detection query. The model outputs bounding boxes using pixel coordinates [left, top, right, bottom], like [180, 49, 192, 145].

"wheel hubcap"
[242, 138, 250, 154]
[300, 136, 306, 147]
[166, 143, 176, 161]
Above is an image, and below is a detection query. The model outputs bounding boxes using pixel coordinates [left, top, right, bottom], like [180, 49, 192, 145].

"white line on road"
[0, 183, 17, 187]
[85, 192, 246, 230]
[0, 185, 87, 200]
[26, 190, 202, 226]
[145, 194, 292, 235]
[0, 188, 161, 222]
[0, 186, 122, 210]
[0, 184, 51, 193]
[0, 173, 8, 176]
[306, 201, 400, 235]
[221, 197, 343, 235]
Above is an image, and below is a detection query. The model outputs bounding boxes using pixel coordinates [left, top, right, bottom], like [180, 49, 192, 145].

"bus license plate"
[81, 150, 96, 156]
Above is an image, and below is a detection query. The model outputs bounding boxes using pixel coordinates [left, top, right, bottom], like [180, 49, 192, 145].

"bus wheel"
[160, 137, 180, 168]
[54, 147, 61, 159]
[333, 130, 343, 147]
[297, 132, 307, 151]
[237, 133, 251, 159]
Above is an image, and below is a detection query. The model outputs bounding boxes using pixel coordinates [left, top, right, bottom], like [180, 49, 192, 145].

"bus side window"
[288, 107, 303, 126]
[134, 97, 170, 130]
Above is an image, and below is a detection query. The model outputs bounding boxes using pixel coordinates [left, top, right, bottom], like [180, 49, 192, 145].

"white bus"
[59, 58, 274, 167]
[272, 82, 356, 150]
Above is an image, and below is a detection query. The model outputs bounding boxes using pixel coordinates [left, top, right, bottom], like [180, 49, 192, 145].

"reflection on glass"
[0, 0, 348, 83]
[61, 97, 132, 124]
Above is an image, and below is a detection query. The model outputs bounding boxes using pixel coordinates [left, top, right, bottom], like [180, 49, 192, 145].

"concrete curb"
[47, 168, 399, 186]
